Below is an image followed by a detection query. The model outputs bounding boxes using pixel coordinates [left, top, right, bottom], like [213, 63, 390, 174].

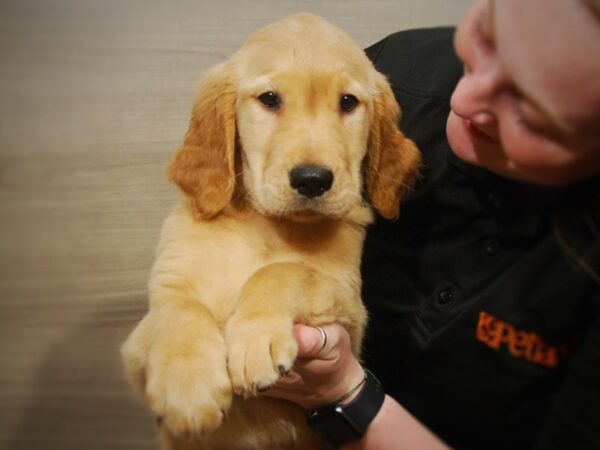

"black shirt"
[362, 28, 600, 450]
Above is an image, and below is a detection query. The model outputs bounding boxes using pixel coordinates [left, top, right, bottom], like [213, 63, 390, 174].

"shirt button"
[485, 192, 502, 210]
[438, 286, 456, 304]
[484, 238, 500, 255]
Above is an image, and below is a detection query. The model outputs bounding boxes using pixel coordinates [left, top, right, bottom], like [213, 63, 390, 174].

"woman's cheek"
[499, 130, 583, 184]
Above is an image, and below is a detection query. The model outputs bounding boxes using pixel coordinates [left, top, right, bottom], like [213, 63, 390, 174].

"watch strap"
[307, 368, 385, 448]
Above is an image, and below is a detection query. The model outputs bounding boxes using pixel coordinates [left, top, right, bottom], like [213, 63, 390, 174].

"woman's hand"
[264, 323, 450, 449]
[263, 323, 365, 410]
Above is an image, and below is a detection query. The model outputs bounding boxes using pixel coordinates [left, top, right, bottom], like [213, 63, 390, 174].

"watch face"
[308, 407, 362, 447]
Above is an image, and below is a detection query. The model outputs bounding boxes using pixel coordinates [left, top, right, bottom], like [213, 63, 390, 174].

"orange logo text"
[476, 311, 570, 368]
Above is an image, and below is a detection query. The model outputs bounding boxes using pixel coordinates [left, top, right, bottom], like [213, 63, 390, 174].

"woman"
[265, 0, 600, 449]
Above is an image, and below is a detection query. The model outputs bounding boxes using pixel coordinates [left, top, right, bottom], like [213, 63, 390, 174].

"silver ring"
[314, 326, 327, 353]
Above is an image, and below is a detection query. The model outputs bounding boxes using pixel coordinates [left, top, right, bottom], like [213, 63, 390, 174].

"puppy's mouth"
[286, 208, 325, 223]
[251, 188, 349, 222]
[275, 194, 354, 221]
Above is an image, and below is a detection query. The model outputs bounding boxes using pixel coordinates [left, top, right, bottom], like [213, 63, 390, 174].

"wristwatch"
[306, 368, 385, 448]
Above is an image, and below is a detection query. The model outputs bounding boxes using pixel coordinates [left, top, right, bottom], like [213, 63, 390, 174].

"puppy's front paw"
[226, 315, 298, 397]
[146, 349, 233, 438]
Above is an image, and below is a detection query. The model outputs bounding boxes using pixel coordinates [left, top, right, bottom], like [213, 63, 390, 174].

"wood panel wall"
[0, 1, 469, 448]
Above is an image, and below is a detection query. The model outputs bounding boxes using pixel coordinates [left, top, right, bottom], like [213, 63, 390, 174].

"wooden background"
[0, 1, 470, 449]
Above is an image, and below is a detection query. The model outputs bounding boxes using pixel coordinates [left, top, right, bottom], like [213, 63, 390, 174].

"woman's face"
[447, 0, 600, 185]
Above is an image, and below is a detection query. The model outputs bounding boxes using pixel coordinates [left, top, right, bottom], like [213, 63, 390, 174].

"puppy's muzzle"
[289, 164, 334, 199]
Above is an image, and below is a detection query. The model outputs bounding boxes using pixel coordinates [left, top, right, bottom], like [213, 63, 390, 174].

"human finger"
[294, 323, 345, 360]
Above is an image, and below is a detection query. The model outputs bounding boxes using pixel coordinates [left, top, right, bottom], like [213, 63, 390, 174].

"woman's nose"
[450, 67, 503, 120]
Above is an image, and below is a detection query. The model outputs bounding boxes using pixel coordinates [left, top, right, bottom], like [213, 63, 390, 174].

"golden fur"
[121, 13, 420, 450]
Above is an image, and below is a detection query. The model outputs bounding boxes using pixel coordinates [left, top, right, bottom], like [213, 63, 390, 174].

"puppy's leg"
[226, 263, 363, 396]
[122, 296, 233, 439]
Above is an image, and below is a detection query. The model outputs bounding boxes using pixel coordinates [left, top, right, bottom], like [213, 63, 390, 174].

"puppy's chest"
[183, 217, 348, 323]
[194, 228, 283, 302]
[159, 206, 364, 324]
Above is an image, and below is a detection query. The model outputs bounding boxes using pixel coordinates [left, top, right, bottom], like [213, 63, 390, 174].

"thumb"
[293, 323, 344, 359]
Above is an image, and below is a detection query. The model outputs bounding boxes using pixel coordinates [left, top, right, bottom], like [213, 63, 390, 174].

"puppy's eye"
[257, 91, 281, 110]
[340, 94, 359, 113]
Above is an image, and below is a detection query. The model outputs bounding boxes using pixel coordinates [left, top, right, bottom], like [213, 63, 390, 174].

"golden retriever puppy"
[121, 13, 420, 450]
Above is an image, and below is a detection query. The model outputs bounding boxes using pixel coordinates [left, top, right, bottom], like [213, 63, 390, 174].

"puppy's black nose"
[289, 165, 334, 198]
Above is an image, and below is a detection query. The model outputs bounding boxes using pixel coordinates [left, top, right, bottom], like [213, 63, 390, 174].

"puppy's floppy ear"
[366, 72, 421, 220]
[169, 62, 237, 219]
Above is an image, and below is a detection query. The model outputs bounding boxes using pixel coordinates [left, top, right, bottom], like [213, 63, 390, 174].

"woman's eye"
[340, 94, 359, 113]
[516, 114, 538, 133]
[257, 91, 280, 110]
[472, 9, 494, 50]
[511, 95, 546, 136]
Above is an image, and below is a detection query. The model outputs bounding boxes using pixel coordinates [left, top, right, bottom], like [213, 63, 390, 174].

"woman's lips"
[463, 119, 500, 144]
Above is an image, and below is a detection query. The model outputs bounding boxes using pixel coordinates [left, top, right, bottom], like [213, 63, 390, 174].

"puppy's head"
[170, 13, 420, 221]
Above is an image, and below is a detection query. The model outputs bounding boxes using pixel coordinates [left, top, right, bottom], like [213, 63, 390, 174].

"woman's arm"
[264, 324, 449, 449]
[344, 394, 449, 450]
